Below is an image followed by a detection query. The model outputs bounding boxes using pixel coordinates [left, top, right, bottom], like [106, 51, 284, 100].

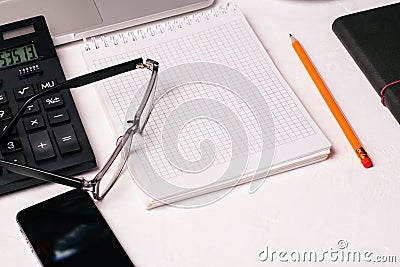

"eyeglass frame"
[0, 58, 159, 200]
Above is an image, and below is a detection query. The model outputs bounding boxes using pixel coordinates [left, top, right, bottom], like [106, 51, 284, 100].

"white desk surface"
[2, 0, 400, 266]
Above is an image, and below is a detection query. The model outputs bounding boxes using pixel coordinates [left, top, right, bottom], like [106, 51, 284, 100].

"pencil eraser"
[361, 158, 373, 168]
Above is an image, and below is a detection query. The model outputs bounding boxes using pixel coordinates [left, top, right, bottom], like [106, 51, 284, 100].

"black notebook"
[332, 3, 400, 123]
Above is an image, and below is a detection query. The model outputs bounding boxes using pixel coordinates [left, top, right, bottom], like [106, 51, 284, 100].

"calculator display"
[0, 43, 38, 69]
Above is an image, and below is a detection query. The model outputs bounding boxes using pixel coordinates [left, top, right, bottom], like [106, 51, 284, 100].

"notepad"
[82, 3, 331, 209]
[332, 3, 400, 123]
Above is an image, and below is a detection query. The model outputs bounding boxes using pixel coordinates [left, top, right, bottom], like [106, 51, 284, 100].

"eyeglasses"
[0, 58, 159, 200]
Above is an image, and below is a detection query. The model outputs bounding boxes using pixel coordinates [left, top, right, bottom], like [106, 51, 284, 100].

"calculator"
[0, 16, 96, 194]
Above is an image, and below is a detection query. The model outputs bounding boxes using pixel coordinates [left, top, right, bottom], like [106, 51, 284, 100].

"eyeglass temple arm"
[0, 159, 93, 191]
[1, 57, 144, 138]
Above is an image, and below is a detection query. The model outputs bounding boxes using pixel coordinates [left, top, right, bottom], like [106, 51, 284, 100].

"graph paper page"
[83, 5, 331, 203]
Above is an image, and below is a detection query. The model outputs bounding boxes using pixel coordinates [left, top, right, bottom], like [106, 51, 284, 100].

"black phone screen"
[16, 189, 135, 267]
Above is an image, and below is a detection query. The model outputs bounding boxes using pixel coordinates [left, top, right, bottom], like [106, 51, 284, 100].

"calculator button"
[19, 101, 41, 116]
[0, 91, 7, 105]
[0, 138, 22, 154]
[0, 121, 17, 136]
[53, 124, 81, 155]
[14, 85, 34, 100]
[28, 131, 55, 161]
[42, 94, 64, 110]
[23, 115, 46, 132]
[47, 109, 70, 125]
[0, 106, 12, 122]
[37, 79, 57, 92]
[4, 152, 27, 165]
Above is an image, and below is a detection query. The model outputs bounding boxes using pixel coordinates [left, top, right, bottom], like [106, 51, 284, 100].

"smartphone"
[16, 189, 135, 267]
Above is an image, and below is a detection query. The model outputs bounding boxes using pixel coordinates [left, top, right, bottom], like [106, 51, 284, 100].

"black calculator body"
[0, 16, 96, 194]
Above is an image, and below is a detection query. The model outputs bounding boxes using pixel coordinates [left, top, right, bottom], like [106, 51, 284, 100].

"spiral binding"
[83, 3, 237, 51]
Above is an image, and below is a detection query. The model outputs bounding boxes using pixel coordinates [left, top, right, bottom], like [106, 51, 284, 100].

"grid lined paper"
[85, 7, 321, 182]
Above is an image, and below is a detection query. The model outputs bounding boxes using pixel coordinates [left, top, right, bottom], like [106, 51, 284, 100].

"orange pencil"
[290, 34, 372, 168]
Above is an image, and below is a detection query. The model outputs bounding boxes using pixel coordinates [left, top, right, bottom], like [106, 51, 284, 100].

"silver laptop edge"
[0, 0, 215, 46]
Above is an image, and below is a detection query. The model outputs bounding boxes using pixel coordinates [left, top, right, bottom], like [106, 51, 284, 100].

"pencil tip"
[289, 33, 292, 37]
